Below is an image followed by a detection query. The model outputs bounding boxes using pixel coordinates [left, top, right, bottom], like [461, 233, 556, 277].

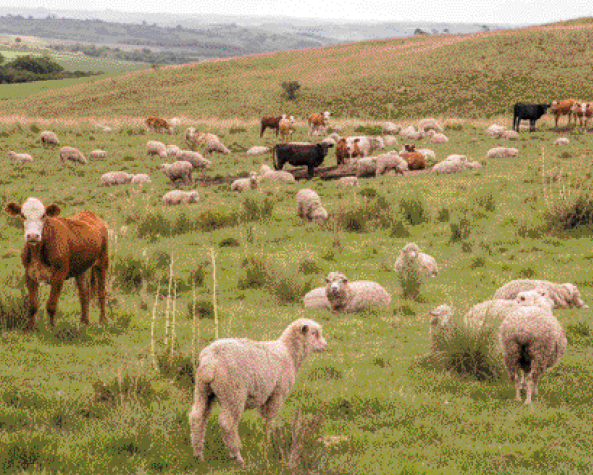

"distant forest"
[0, 53, 96, 83]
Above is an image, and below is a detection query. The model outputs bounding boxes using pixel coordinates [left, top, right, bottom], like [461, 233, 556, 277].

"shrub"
[238, 254, 269, 289]
[157, 350, 195, 388]
[472, 190, 496, 213]
[449, 215, 472, 242]
[242, 195, 275, 222]
[187, 299, 214, 319]
[281, 80, 301, 100]
[400, 195, 430, 225]
[543, 188, 593, 229]
[112, 253, 155, 293]
[354, 124, 383, 136]
[194, 208, 239, 232]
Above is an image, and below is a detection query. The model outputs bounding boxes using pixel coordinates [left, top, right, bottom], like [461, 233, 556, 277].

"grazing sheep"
[175, 150, 213, 170]
[486, 147, 519, 159]
[231, 172, 258, 192]
[147, 140, 167, 158]
[278, 116, 295, 142]
[166, 144, 181, 158]
[8, 151, 33, 164]
[356, 156, 379, 178]
[493, 279, 588, 309]
[296, 189, 329, 223]
[131, 174, 151, 185]
[257, 170, 295, 183]
[400, 144, 426, 170]
[499, 305, 566, 405]
[162, 190, 199, 206]
[38, 130, 60, 147]
[60, 146, 87, 165]
[553, 137, 570, 146]
[337, 176, 359, 187]
[159, 161, 193, 186]
[189, 318, 328, 464]
[246, 146, 270, 156]
[89, 150, 107, 160]
[376, 153, 408, 176]
[418, 118, 443, 133]
[324, 272, 391, 313]
[394, 243, 438, 298]
[100, 171, 134, 187]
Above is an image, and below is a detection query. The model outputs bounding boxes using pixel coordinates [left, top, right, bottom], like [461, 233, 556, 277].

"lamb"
[553, 137, 570, 146]
[393, 243, 438, 299]
[8, 151, 33, 164]
[89, 150, 107, 160]
[257, 170, 295, 183]
[147, 140, 167, 158]
[189, 318, 327, 464]
[38, 130, 60, 147]
[162, 190, 199, 206]
[159, 161, 193, 186]
[278, 115, 295, 142]
[337, 176, 359, 187]
[486, 147, 519, 159]
[231, 172, 258, 192]
[418, 118, 443, 133]
[131, 174, 151, 185]
[499, 304, 566, 405]
[100, 171, 134, 187]
[324, 272, 391, 313]
[175, 150, 213, 170]
[493, 279, 588, 309]
[60, 146, 87, 165]
[296, 189, 329, 223]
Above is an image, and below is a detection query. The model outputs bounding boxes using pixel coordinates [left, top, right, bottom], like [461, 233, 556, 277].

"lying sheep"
[382, 135, 398, 147]
[429, 304, 454, 349]
[60, 146, 87, 165]
[499, 304, 566, 405]
[257, 170, 295, 183]
[159, 161, 193, 186]
[231, 172, 258, 192]
[246, 146, 270, 156]
[89, 150, 107, 160]
[186, 128, 230, 155]
[324, 272, 391, 313]
[100, 171, 134, 187]
[38, 130, 60, 147]
[394, 243, 438, 299]
[8, 151, 33, 164]
[418, 118, 443, 133]
[131, 174, 151, 185]
[346, 136, 384, 158]
[166, 144, 181, 158]
[486, 147, 519, 159]
[189, 318, 327, 464]
[400, 126, 424, 140]
[431, 155, 482, 174]
[260, 164, 273, 175]
[382, 122, 402, 134]
[502, 130, 520, 140]
[428, 132, 449, 144]
[175, 150, 213, 170]
[337, 176, 359, 187]
[553, 137, 570, 146]
[416, 148, 436, 162]
[303, 287, 330, 309]
[162, 190, 199, 205]
[147, 140, 167, 158]
[169, 117, 181, 134]
[485, 124, 506, 137]
[493, 279, 588, 309]
[296, 189, 329, 223]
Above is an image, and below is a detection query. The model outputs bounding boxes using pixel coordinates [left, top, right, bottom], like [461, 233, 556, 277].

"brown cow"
[335, 138, 360, 165]
[571, 102, 593, 128]
[550, 99, 576, 127]
[146, 116, 172, 134]
[308, 111, 331, 136]
[5, 197, 109, 331]
[260, 115, 284, 138]
[400, 144, 426, 170]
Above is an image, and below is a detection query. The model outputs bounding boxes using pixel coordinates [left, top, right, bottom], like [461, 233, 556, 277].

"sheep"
[162, 190, 199, 206]
[38, 130, 60, 147]
[428, 132, 449, 144]
[337, 176, 359, 187]
[515, 289, 555, 311]
[382, 135, 398, 147]
[189, 318, 327, 464]
[485, 124, 506, 137]
[175, 150, 213, 170]
[166, 144, 181, 158]
[416, 148, 436, 161]
[257, 170, 295, 183]
[246, 146, 270, 156]
[431, 155, 482, 174]
[418, 118, 443, 133]
[486, 147, 519, 159]
[278, 115, 295, 142]
[231, 172, 258, 192]
[147, 140, 167, 158]
[303, 286, 331, 309]
[89, 150, 107, 160]
[324, 272, 391, 313]
[355, 152, 408, 178]
[186, 128, 230, 155]
[400, 126, 424, 140]
[382, 122, 402, 134]
[97, 124, 113, 133]
[502, 130, 520, 140]
[429, 304, 454, 349]
[493, 279, 588, 309]
[169, 117, 181, 134]
[499, 305, 566, 405]
[393, 243, 438, 299]
[356, 156, 379, 178]
[296, 189, 329, 223]
[60, 146, 87, 165]
[553, 137, 570, 146]
[346, 136, 384, 158]
[260, 164, 273, 175]
[100, 171, 134, 187]
[131, 174, 151, 185]
[8, 151, 33, 164]
[159, 161, 193, 186]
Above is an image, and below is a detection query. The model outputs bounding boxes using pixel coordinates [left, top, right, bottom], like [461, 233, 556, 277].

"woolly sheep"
[416, 148, 436, 161]
[502, 130, 520, 140]
[382, 122, 402, 134]
[337, 176, 359, 187]
[493, 279, 588, 309]
[356, 157, 378, 178]
[485, 124, 506, 137]
[296, 189, 329, 223]
[324, 272, 391, 313]
[346, 136, 385, 158]
[553, 137, 570, 146]
[400, 126, 424, 140]
[147, 140, 167, 158]
[431, 155, 482, 174]
[162, 190, 199, 206]
[189, 318, 327, 464]
[89, 150, 107, 160]
[375, 152, 408, 177]
[429, 304, 454, 349]
[418, 118, 443, 133]
[166, 144, 181, 158]
[231, 172, 258, 192]
[257, 170, 295, 183]
[169, 117, 181, 133]
[515, 289, 555, 311]
[394, 243, 438, 298]
[60, 146, 87, 165]
[38, 130, 59, 147]
[8, 151, 33, 164]
[159, 161, 193, 186]
[428, 132, 449, 144]
[260, 164, 273, 175]
[325, 132, 342, 143]
[175, 150, 213, 170]
[131, 174, 151, 185]
[246, 146, 270, 156]
[303, 286, 330, 309]
[97, 124, 112, 133]
[100, 171, 134, 187]
[382, 135, 398, 147]
[463, 299, 522, 331]
[186, 128, 230, 155]
[499, 306, 566, 405]
[486, 147, 518, 159]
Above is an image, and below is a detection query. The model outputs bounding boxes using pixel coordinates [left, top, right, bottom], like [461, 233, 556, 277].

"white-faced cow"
[272, 142, 334, 178]
[512, 103, 551, 132]
[5, 198, 109, 331]
[550, 99, 576, 127]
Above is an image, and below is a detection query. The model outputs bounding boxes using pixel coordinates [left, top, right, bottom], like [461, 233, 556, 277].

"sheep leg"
[218, 402, 245, 464]
[514, 372, 523, 403]
[189, 387, 215, 461]
[258, 393, 286, 442]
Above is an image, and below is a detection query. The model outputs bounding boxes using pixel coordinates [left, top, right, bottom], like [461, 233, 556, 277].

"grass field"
[0, 113, 592, 473]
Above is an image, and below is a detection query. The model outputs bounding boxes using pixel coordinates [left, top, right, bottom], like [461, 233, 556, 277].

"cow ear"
[4, 202, 22, 217]
[45, 204, 61, 217]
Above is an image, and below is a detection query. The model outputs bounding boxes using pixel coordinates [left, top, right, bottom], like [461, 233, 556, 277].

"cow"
[335, 138, 360, 165]
[308, 111, 331, 136]
[272, 142, 334, 178]
[512, 103, 551, 132]
[146, 116, 172, 134]
[571, 101, 593, 128]
[4, 198, 109, 331]
[260, 115, 285, 138]
[550, 99, 576, 127]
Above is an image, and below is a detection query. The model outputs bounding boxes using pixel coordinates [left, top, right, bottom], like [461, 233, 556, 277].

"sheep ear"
[45, 204, 61, 217]
[4, 202, 22, 217]
[301, 324, 309, 335]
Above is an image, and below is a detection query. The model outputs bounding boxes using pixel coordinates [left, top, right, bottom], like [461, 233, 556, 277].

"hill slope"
[1, 20, 593, 120]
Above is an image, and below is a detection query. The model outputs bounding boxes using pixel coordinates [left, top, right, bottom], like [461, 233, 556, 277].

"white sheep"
[418, 118, 443, 133]
[486, 147, 519, 159]
[553, 137, 570, 146]
[515, 289, 555, 311]
[100, 171, 134, 187]
[324, 272, 391, 313]
[416, 148, 436, 161]
[60, 146, 87, 165]
[8, 151, 33, 164]
[375, 152, 408, 176]
[463, 299, 522, 331]
[159, 161, 193, 186]
[186, 128, 230, 155]
[382, 135, 398, 147]
[356, 157, 379, 178]
[131, 174, 151, 185]
[499, 305, 566, 405]
[337, 176, 359, 187]
[493, 279, 588, 309]
[175, 150, 213, 170]
[38, 130, 60, 147]
[303, 286, 331, 309]
[189, 318, 327, 464]
[260, 164, 273, 175]
[257, 170, 295, 183]
[428, 132, 449, 144]
[231, 172, 258, 192]
[429, 304, 454, 349]
[296, 189, 329, 223]
[147, 140, 167, 158]
[485, 124, 506, 137]
[246, 146, 270, 156]
[166, 144, 181, 158]
[400, 125, 424, 140]
[382, 122, 402, 134]
[97, 124, 113, 133]
[346, 136, 385, 158]
[502, 130, 520, 140]
[162, 190, 199, 206]
[431, 155, 481, 174]
[89, 150, 107, 160]
[394, 243, 438, 298]
[168, 117, 181, 134]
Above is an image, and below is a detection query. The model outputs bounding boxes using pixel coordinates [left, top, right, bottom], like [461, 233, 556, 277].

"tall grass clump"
[93, 363, 156, 405]
[242, 195, 276, 222]
[336, 189, 394, 232]
[112, 251, 156, 293]
[399, 195, 430, 225]
[0, 288, 29, 331]
[353, 124, 383, 135]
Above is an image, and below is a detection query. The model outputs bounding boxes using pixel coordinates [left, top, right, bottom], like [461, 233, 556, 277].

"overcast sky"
[3, 0, 592, 25]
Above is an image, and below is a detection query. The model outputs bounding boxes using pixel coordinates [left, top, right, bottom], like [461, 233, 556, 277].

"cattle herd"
[513, 97, 593, 132]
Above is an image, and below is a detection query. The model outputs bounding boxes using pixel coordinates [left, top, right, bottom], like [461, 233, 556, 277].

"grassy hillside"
[0, 20, 592, 120]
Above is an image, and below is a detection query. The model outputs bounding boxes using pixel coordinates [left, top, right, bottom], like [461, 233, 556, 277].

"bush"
[353, 124, 384, 136]
[281, 80, 301, 100]
[0, 288, 29, 331]
[242, 195, 275, 222]
[449, 214, 472, 242]
[336, 191, 393, 232]
[112, 253, 155, 293]
[399, 195, 430, 225]
[157, 351, 195, 388]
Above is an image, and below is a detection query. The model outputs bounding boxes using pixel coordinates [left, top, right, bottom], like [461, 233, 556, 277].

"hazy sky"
[4, 0, 592, 25]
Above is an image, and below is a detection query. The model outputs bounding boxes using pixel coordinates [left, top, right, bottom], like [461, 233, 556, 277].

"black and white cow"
[272, 143, 334, 178]
[512, 102, 551, 132]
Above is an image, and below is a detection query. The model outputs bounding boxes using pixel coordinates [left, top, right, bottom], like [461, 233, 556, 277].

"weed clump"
[242, 195, 275, 222]
[399, 195, 430, 225]
[354, 124, 383, 135]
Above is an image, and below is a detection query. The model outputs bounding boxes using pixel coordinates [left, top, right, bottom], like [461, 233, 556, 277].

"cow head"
[5, 197, 61, 245]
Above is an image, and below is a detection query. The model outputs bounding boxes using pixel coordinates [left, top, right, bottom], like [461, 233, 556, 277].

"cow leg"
[515, 118, 521, 132]
[530, 119, 535, 132]
[308, 165, 315, 178]
[75, 273, 90, 325]
[96, 248, 109, 324]
[25, 275, 39, 331]
[47, 273, 67, 327]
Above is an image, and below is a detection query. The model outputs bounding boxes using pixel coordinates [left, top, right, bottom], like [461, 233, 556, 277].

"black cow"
[272, 143, 334, 178]
[513, 102, 551, 132]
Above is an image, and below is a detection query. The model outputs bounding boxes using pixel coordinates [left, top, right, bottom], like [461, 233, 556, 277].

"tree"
[9, 55, 64, 75]
[281, 81, 301, 100]
[15, 37, 21, 43]
[0, 52, 4, 65]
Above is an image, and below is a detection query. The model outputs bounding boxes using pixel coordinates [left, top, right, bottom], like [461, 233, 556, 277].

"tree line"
[0, 53, 97, 84]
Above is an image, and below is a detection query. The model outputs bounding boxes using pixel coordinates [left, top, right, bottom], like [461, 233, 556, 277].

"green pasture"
[0, 117, 592, 474]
